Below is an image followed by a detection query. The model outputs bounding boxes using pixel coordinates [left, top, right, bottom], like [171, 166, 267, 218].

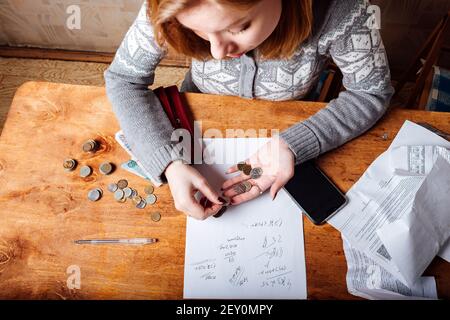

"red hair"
[148, 0, 313, 60]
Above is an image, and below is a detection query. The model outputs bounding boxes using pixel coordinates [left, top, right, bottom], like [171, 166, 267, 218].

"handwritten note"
[183, 138, 307, 299]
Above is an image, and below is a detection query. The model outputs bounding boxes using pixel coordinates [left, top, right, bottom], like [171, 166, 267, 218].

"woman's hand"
[165, 160, 225, 220]
[221, 136, 295, 205]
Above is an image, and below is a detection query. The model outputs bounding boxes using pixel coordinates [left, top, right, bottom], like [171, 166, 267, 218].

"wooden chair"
[394, 11, 450, 109]
[317, 63, 343, 102]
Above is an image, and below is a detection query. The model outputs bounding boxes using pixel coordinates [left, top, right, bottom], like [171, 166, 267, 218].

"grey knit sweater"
[104, 0, 394, 185]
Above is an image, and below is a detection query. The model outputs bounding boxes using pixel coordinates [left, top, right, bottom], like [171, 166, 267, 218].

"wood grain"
[0, 81, 449, 299]
[0, 46, 191, 68]
[0, 57, 189, 137]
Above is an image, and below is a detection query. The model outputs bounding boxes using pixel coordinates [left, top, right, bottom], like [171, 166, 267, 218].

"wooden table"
[0, 81, 449, 300]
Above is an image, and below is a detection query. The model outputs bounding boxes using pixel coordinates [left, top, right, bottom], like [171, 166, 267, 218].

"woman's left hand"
[221, 136, 295, 205]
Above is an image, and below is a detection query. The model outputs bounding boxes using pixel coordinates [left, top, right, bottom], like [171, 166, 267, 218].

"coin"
[144, 185, 154, 194]
[99, 162, 113, 175]
[82, 139, 98, 152]
[242, 181, 252, 192]
[95, 188, 103, 196]
[107, 183, 118, 192]
[117, 179, 128, 189]
[213, 206, 227, 218]
[146, 194, 157, 205]
[123, 187, 133, 198]
[63, 158, 77, 171]
[233, 183, 247, 195]
[114, 189, 124, 201]
[136, 199, 147, 209]
[131, 189, 138, 198]
[150, 211, 161, 222]
[250, 167, 263, 179]
[237, 161, 246, 171]
[219, 196, 231, 206]
[79, 165, 92, 178]
[132, 195, 142, 205]
[87, 188, 101, 201]
[242, 164, 252, 175]
[200, 196, 209, 208]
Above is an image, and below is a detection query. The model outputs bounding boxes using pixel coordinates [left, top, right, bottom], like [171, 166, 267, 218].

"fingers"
[225, 164, 239, 174]
[228, 185, 262, 205]
[194, 178, 222, 205]
[221, 173, 250, 191]
[270, 177, 285, 200]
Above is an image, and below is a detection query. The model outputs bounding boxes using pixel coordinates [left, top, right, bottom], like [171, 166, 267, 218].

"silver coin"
[99, 162, 113, 175]
[87, 189, 101, 201]
[136, 199, 147, 209]
[146, 194, 157, 205]
[107, 183, 118, 192]
[250, 167, 263, 179]
[95, 188, 103, 196]
[123, 187, 133, 198]
[114, 189, 124, 201]
[131, 189, 138, 198]
[79, 165, 92, 178]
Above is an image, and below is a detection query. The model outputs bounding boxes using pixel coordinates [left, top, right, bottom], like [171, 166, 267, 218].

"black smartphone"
[283, 160, 348, 225]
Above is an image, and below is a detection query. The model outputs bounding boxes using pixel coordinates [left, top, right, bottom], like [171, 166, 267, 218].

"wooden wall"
[373, 0, 450, 78]
[0, 0, 449, 78]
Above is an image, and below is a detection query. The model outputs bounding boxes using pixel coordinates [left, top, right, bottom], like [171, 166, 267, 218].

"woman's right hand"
[164, 160, 225, 220]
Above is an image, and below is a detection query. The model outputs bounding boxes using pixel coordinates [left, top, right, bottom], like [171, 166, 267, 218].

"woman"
[104, 0, 394, 220]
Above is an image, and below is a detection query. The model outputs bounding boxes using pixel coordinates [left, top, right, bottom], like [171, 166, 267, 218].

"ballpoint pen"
[74, 238, 157, 245]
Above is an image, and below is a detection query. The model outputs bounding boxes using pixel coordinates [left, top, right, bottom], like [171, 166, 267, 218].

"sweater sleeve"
[104, 1, 184, 185]
[279, 0, 394, 165]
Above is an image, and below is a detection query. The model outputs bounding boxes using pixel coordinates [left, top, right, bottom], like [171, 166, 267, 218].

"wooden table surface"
[0, 81, 449, 300]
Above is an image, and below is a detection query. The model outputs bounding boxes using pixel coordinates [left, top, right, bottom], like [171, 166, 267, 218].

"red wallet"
[154, 85, 194, 136]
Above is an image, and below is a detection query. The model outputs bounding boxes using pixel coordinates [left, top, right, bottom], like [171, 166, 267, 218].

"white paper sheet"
[328, 121, 450, 287]
[377, 156, 450, 286]
[183, 138, 307, 299]
[342, 237, 437, 300]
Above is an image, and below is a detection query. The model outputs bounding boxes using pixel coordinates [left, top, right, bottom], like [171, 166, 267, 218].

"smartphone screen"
[283, 160, 347, 225]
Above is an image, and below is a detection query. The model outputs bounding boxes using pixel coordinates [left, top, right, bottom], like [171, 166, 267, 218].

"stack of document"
[329, 121, 450, 299]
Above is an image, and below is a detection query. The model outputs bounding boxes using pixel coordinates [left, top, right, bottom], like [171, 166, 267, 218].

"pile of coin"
[64, 139, 115, 177]
[64, 138, 162, 222]
[63, 159, 77, 172]
[108, 179, 158, 211]
[87, 188, 103, 201]
[82, 139, 98, 153]
[237, 161, 263, 179]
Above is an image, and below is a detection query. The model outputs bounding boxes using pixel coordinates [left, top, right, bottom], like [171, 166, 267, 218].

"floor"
[0, 57, 188, 135]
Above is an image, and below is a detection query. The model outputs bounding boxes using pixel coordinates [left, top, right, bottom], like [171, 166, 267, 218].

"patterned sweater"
[104, 0, 394, 185]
